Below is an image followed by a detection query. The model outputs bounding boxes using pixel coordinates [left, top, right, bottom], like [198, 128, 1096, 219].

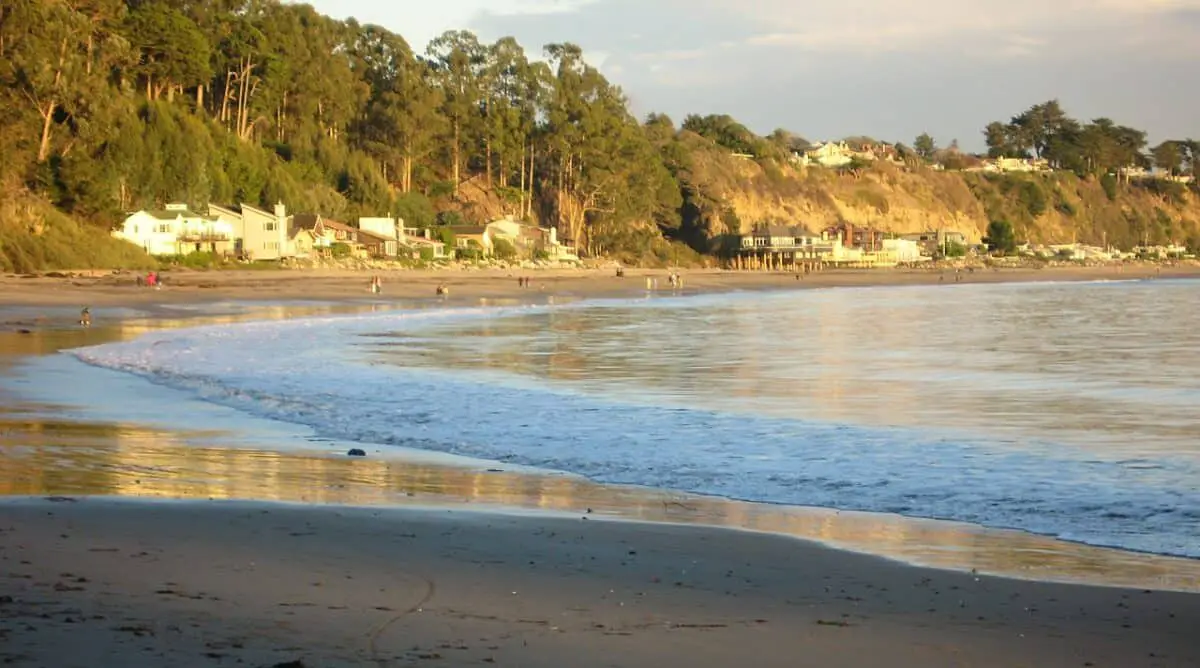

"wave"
[69, 292, 1200, 559]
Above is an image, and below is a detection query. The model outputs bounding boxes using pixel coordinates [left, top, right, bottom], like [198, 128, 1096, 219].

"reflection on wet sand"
[2, 405, 1197, 594]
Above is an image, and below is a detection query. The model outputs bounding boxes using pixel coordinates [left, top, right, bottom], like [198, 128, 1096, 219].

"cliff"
[677, 140, 1200, 250]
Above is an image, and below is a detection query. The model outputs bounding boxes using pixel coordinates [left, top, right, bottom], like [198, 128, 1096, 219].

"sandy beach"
[3, 497, 1199, 668]
[3, 264, 1200, 667]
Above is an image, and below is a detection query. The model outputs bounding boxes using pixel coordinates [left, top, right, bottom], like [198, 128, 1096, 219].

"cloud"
[308, 0, 1200, 149]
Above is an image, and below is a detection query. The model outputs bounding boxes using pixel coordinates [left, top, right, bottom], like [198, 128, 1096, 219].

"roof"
[356, 228, 391, 243]
[321, 219, 356, 233]
[291, 213, 321, 230]
[446, 225, 487, 236]
[143, 209, 209, 220]
[402, 236, 445, 247]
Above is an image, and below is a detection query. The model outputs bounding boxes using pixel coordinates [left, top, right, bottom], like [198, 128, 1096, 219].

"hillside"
[671, 138, 1200, 251]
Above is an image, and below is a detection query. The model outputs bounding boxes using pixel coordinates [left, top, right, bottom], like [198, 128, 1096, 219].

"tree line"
[0, 0, 689, 257]
[980, 100, 1196, 178]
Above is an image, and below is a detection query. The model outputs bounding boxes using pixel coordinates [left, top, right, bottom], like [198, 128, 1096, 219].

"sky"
[305, 0, 1200, 151]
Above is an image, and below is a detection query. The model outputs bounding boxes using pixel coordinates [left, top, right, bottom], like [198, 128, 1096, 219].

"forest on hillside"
[1, 0, 1197, 270]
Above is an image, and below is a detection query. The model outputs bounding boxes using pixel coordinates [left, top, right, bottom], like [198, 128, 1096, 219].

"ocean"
[51, 278, 1200, 559]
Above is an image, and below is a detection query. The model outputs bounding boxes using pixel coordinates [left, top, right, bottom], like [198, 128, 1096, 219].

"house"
[210, 202, 290, 260]
[970, 157, 1051, 174]
[291, 214, 366, 254]
[801, 142, 855, 168]
[114, 204, 235, 256]
[823, 222, 884, 251]
[901, 230, 969, 256]
[446, 225, 493, 255]
[740, 224, 820, 250]
[879, 238, 925, 265]
[400, 231, 448, 260]
[289, 227, 319, 258]
[483, 216, 578, 260]
[356, 228, 398, 258]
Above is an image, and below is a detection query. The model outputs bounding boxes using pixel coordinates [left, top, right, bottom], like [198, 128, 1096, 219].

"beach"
[3, 264, 1200, 667]
[3, 262, 1198, 311]
[3, 498, 1199, 668]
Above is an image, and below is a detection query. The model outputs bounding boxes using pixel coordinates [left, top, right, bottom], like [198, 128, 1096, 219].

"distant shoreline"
[2, 261, 1197, 312]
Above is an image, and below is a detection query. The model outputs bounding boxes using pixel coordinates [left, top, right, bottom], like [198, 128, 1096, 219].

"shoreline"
[2, 495, 1198, 667]
[3, 262, 1198, 312]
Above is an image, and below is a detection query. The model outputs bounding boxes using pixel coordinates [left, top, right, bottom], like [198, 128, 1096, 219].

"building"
[901, 230, 969, 256]
[823, 223, 884, 251]
[356, 228, 398, 258]
[878, 238, 925, 265]
[484, 216, 578, 260]
[209, 202, 290, 260]
[446, 225, 493, 255]
[399, 231, 448, 259]
[114, 204, 235, 256]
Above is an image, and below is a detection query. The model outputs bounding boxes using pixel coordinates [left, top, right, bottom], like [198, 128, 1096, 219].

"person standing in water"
[79, 307, 91, 328]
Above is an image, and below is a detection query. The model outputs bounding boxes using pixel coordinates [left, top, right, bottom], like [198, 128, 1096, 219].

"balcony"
[177, 232, 230, 242]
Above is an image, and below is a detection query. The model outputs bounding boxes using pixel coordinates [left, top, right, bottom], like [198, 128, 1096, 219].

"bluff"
[672, 136, 1200, 252]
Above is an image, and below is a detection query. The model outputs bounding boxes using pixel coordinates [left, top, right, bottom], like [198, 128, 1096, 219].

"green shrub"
[1017, 180, 1047, 218]
[492, 237, 518, 260]
[330, 242, 352, 258]
[1100, 174, 1118, 201]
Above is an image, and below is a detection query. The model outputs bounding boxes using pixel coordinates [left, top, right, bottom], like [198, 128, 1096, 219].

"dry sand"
[1, 497, 1198, 668]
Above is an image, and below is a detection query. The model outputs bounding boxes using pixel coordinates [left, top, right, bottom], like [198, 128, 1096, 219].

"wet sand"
[2, 497, 1199, 667]
[3, 264, 1200, 666]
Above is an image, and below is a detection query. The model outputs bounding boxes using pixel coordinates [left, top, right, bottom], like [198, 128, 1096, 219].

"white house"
[880, 238, 925, 264]
[114, 204, 234, 256]
[209, 202, 290, 260]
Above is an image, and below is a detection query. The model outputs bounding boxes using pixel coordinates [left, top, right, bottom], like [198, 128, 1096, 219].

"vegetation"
[982, 100, 1197, 179]
[983, 220, 1017, 256]
[0, 3, 1196, 272]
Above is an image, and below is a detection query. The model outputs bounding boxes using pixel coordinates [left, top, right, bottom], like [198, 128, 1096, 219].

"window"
[157, 224, 171, 233]
[264, 222, 277, 231]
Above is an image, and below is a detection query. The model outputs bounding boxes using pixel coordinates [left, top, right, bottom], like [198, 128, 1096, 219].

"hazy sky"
[307, 0, 1199, 151]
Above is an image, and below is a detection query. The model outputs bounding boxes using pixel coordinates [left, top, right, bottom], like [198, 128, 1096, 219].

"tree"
[1151, 141, 1184, 175]
[125, 2, 211, 101]
[983, 121, 1013, 158]
[3, 0, 127, 164]
[913, 132, 936, 160]
[983, 220, 1017, 255]
[426, 30, 486, 196]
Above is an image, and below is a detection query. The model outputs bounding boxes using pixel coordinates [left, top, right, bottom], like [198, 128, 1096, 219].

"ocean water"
[68, 279, 1200, 558]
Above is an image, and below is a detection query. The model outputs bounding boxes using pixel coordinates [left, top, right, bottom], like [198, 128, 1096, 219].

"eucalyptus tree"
[426, 30, 487, 196]
[352, 24, 444, 193]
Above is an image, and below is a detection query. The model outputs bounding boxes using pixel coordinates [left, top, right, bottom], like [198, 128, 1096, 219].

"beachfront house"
[209, 202, 291, 261]
[114, 204, 235, 256]
[290, 214, 369, 256]
[446, 225, 494, 256]
[482, 216, 579, 261]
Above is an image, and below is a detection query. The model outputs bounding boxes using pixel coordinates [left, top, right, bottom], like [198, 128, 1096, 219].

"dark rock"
[346, 448, 367, 457]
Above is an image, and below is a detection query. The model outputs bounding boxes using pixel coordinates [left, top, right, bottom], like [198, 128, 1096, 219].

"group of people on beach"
[136, 271, 161, 289]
